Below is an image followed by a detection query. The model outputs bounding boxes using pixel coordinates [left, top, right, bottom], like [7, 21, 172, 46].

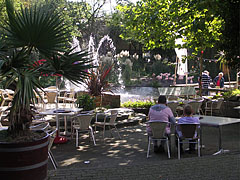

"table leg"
[213, 125, 229, 155]
[200, 126, 202, 156]
[62, 116, 71, 136]
[54, 114, 68, 144]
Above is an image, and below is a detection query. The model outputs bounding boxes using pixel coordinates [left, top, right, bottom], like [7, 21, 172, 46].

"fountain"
[71, 36, 81, 53]
[67, 35, 163, 104]
[175, 38, 188, 84]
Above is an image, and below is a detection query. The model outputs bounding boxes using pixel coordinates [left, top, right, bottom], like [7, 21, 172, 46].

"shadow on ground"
[48, 122, 240, 170]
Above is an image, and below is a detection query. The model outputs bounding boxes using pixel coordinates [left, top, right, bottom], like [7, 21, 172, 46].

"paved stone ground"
[48, 122, 240, 179]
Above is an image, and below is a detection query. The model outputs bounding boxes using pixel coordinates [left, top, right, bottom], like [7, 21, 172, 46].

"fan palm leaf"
[0, 0, 94, 136]
[3, 0, 70, 56]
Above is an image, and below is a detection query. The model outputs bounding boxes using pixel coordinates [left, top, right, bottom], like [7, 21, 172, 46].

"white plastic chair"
[64, 90, 77, 108]
[147, 121, 171, 158]
[30, 122, 50, 131]
[205, 99, 223, 116]
[0, 90, 13, 107]
[167, 101, 179, 116]
[176, 123, 200, 159]
[30, 122, 58, 169]
[47, 129, 58, 169]
[187, 100, 203, 115]
[72, 114, 96, 147]
[94, 110, 121, 141]
[45, 91, 57, 109]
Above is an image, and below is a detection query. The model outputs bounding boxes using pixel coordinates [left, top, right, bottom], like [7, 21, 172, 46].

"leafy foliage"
[222, 89, 240, 100]
[76, 93, 96, 111]
[84, 64, 113, 96]
[0, 0, 93, 137]
[117, 0, 223, 54]
[121, 100, 155, 109]
[215, 0, 240, 68]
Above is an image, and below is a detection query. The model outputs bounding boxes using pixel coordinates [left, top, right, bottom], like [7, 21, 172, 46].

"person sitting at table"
[176, 105, 200, 153]
[147, 95, 176, 153]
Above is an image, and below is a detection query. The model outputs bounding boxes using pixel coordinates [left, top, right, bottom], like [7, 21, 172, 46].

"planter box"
[101, 94, 120, 108]
[221, 100, 240, 118]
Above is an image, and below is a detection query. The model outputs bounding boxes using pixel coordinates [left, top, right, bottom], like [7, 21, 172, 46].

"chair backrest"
[187, 101, 203, 114]
[30, 122, 50, 131]
[46, 92, 57, 103]
[74, 114, 93, 130]
[179, 124, 198, 138]
[47, 86, 57, 90]
[149, 121, 168, 139]
[108, 110, 118, 124]
[167, 102, 179, 115]
[68, 91, 75, 99]
[47, 129, 57, 152]
[215, 99, 223, 109]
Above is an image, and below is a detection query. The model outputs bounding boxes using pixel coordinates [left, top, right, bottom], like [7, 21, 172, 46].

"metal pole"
[199, 51, 203, 96]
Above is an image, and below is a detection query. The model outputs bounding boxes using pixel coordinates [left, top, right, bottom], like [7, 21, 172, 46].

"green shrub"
[76, 94, 96, 111]
[121, 100, 155, 109]
[222, 89, 240, 100]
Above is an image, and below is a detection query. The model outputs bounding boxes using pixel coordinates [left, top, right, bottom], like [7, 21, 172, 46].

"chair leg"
[89, 127, 96, 146]
[147, 136, 151, 158]
[50, 150, 58, 167]
[71, 122, 73, 140]
[178, 138, 181, 160]
[109, 126, 113, 137]
[103, 125, 105, 141]
[114, 125, 121, 139]
[95, 125, 97, 135]
[48, 151, 58, 170]
[166, 139, 171, 159]
[198, 139, 200, 157]
[76, 129, 78, 147]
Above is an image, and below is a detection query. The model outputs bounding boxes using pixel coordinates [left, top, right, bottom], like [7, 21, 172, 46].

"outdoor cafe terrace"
[0, 86, 240, 179]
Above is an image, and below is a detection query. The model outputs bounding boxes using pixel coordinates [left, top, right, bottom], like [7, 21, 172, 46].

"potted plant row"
[0, 0, 93, 179]
[121, 100, 155, 115]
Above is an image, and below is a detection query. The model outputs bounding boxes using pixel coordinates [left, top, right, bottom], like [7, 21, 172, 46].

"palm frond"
[3, 0, 70, 55]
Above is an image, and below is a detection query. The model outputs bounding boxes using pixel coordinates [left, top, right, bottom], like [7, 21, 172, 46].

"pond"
[111, 86, 160, 103]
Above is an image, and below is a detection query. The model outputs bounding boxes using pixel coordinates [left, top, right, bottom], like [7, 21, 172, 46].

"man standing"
[202, 70, 211, 96]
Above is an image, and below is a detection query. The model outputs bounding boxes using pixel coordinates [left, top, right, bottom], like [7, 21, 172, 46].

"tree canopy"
[117, 0, 223, 55]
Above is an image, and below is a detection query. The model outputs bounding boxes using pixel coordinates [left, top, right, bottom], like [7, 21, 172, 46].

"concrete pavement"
[48, 122, 240, 179]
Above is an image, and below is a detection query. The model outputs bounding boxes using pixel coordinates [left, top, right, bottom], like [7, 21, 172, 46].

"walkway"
[48, 122, 240, 179]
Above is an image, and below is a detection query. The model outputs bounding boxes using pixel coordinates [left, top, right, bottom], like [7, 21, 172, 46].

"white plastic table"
[39, 108, 82, 143]
[199, 115, 240, 155]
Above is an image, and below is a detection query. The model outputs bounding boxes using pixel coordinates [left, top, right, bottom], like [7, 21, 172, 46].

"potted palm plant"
[0, 0, 93, 179]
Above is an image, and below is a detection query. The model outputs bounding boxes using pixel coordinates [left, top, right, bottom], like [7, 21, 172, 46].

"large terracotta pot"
[0, 131, 49, 180]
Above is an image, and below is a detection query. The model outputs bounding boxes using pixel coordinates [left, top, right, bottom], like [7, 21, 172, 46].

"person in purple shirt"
[147, 95, 176, 153]
[176, 105, 200, 153]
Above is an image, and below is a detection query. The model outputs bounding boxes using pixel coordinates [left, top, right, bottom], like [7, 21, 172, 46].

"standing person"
[176, 105, 200, 153]
[213, 72, 225, 89]
[201, 70, 212, 96]
[147, 95, 175, 153]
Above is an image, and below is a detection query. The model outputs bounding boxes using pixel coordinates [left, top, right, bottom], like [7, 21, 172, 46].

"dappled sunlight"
[61, 157, 82, 166]
[119, 160, 132, 166]
[106, 150, 120, 157]
[49, 123, 240, 170]
[135, 128, 144, 132]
